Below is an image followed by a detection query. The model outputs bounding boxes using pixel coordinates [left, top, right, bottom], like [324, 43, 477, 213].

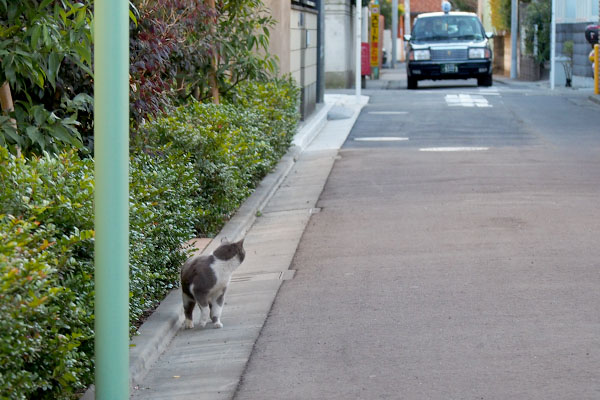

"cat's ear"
[237, 238, 244, 247]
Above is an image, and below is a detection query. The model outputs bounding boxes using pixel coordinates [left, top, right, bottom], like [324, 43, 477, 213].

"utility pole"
[355, 0, 362, 102]
[392, 0, 398, 68]
[404, 0, 410, 36]
[94, 0, 130, 398]
[510, 0, 517, 79]
[550, 0, 556, 89]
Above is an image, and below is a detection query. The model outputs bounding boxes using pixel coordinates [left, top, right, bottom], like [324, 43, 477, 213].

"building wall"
[264, 0, 291, 75]
[325, 0, 355, 89]
[411, 0, 441, 13]
[555, 0, 598, 78]
[291, 6, 318, 118]
[556, 0, 599, 23]
[557, 22, 596, 77]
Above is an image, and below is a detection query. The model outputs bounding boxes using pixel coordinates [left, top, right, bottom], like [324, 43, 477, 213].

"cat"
[180, 237, 245, 329]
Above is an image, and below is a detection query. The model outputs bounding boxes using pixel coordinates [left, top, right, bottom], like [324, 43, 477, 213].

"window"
[292, 0, 317, 9]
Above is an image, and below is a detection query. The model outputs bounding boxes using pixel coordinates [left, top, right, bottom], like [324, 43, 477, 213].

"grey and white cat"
[180, 238, 245, 329]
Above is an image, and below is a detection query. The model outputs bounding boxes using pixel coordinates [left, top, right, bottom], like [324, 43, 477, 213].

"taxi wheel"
[407, 76, 418, 89]
[477, 74, 493, 87]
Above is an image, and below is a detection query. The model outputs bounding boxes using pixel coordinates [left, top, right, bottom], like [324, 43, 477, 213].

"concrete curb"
[292, 102, 331, 150]
[82, 100, 329, 399]
[588, 95, 600, 106]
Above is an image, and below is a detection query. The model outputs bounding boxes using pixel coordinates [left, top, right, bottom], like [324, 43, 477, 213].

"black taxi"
[404, 6, 493, 89]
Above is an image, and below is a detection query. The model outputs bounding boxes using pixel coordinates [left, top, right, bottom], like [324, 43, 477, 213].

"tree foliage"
[0, 0, 93, 154]
[523, 0, 551, 63]
[378, 0, 404, 30]
[129, 0, 277, 123]
[490, 0, 511, 32]
[1, 0, 279, 152]
[451, 0, 477, 12]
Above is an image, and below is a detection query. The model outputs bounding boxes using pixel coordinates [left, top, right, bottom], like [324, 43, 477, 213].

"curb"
[588, 95, 600, 106]
[82, 101, 329, 399]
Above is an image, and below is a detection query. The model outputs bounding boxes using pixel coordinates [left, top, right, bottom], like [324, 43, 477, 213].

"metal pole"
[392, 0, 398, 68]
[94, 0, 130, 397]
[317, 0, 325, 103]
[550, 0, 556, 89]
[355, 0, 361, 102]
[595, 44, 599, 95]
[404, 0, 410, 36]
[510, 0, 518, 79]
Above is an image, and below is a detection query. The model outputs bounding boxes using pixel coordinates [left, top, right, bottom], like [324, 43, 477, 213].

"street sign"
[370, 12, 379, 67]
[361, 43, 371, 75]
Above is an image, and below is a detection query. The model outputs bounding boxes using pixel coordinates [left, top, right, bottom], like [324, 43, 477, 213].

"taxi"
[404, 2, 493, 89]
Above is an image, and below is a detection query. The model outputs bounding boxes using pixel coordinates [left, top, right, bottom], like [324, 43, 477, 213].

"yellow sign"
[370, 14, 379, 66]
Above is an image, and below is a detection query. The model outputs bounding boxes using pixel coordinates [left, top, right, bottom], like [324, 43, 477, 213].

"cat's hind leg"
[194, 295, 211, 328]
[210, 290, 226, 329]
[182, 291, 196, 329]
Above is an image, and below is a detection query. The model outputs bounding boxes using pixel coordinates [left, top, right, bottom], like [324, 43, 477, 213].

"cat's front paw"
[214, 321, 223, 329]
[183, 319, 194, 329]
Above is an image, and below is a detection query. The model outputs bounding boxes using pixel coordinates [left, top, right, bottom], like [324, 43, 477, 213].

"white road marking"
[368, 111, 409, 115]
[445, 94, 492, 107]
[354, 137, 409, 142]
[419, 147, 489, 152]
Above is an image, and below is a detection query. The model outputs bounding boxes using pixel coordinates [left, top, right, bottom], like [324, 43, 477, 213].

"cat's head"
[213, 237, 245, 263]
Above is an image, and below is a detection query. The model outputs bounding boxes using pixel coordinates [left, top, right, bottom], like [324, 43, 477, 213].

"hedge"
[0, 77, 299, 398]
[141, 78, 300, 235]
[0, 147, 202, 399]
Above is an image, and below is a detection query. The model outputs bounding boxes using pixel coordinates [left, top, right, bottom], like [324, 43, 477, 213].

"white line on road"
[368, 111, 409, 115]
[419, 147, 489, 152]
[445, 94, 492, 107]
[355, 137, 409, 142]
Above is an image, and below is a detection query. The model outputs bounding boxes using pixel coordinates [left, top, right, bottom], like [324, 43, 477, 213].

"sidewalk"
[117, 94, 368, 399]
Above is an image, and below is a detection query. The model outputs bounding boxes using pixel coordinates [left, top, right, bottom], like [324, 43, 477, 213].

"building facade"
[264, 0, 321, 118]
[556, 0, 600, 77]
[324, 0, 356, 88]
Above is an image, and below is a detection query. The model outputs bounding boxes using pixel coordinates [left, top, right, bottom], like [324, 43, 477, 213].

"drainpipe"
[317, 0, 325, 103]
[94, 0, 130, 397]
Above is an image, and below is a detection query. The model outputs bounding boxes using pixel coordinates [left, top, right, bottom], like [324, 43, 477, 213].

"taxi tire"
[407, 76, 418, 89]
[477, 74, 493, 87]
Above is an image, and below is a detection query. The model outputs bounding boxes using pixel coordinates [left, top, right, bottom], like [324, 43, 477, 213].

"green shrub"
[0, 148, 95, 399]
[0, 77, 299, 398]
[142, 78, 300, 235]
[228, 77, 301, 155]
[0, 146, 201, 398]
[128, 149, 202, 329]
[0, 215, 93, 399]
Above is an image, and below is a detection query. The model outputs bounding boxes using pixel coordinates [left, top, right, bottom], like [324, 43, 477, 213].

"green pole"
[94, 0, 129, 397]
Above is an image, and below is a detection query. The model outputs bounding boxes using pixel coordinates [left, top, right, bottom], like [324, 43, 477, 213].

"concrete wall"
[557, 22, 596, 78]
[291, 6, 318, 118]
[325, 0, 355, 88]
[264, 0, 291, 75]
[263, 1, 318, 119]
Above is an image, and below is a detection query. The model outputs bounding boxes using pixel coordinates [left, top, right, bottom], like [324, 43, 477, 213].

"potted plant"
[562, 40, 574, 87]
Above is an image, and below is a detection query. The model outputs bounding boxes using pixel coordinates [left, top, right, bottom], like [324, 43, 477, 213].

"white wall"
[325, 0, 355, 88]
[556, 0, 599, 23]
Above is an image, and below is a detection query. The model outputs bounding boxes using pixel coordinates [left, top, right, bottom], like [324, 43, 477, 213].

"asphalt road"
[234, 74, 600, 399]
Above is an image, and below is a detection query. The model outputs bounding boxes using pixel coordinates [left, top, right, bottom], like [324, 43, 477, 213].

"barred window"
[292, 0, 317, 9]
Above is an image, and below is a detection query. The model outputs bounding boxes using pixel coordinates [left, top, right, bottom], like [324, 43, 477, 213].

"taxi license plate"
[442, 64, 458, 73]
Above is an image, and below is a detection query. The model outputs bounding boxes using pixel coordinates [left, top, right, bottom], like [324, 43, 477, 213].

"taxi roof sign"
[442, 1, 451, 13]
